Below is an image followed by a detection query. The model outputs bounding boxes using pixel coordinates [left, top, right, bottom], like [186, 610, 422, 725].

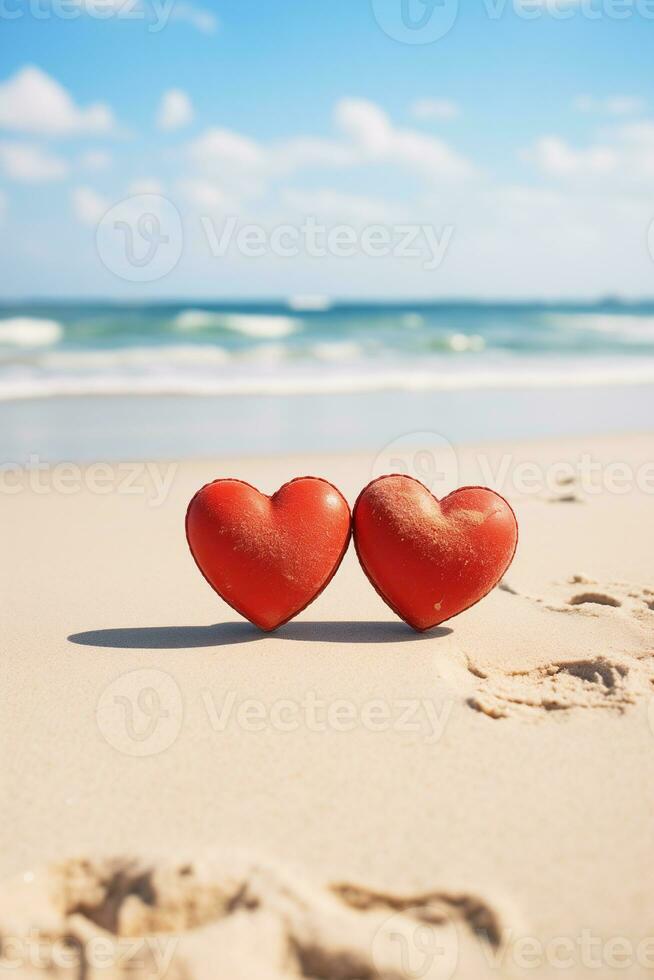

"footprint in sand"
[470, 577, 654, 720]
[544, 473, 584, 504]
[500, 574, 654, 622]
[0, 852, 521, 979]
[466, 654, 647, 720]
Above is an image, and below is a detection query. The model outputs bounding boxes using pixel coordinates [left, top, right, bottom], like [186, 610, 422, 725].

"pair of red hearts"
[186, 476, 518, 633]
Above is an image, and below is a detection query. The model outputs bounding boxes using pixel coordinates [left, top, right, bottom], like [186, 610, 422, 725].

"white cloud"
[574, 94, 645, 116]
[614, 121, 654, 145]
[79, 149, 112, 171]
[273, 137, 355, 173]
[0, 66, 115, 137]
[0, 142, 69, 181]
[525, 120, 654, 183]
[189, 128, 264, 173]
[412, 178, 654, 298]
[156, 89, 194, 131]
[525, 136, 616, 177]
[334, 98, 474, 178]
[72, 186, 109, 224]
[482, 185, 565, 211]
[186, 128, 356, 203]
[186, 128, 267, 200]
[177, 177, 232, 211]
[185, 97, 475, 201]
[410, 98, 460, 120]
[175, 174, 654, 299]
[168, 2, 217, 33]
[335, 99, 391, 155]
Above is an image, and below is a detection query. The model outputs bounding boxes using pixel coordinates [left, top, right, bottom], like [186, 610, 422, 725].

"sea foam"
[38, 345, 230, 370]
[548, 313, 654, 342]
[0, 317, 63, 348]
[175, 310, 300, 339]
[2, 357, 654, 401]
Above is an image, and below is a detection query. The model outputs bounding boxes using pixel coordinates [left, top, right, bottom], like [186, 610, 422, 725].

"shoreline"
[1, 382, 653, 463]
[4, 360, 654, 403]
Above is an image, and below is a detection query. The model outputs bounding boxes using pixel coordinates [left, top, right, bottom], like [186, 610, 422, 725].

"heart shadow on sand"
[68, 621, 452, 649]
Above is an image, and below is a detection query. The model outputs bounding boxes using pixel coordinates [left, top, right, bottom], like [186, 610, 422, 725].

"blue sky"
[0, 0, 652, 299]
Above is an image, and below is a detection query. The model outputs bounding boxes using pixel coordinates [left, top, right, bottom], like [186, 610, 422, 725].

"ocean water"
[1, 299, 653, 459]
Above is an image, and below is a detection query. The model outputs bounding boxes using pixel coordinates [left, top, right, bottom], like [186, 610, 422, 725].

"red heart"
[353, 476, 518, 631]
[186, 477, 351, 631]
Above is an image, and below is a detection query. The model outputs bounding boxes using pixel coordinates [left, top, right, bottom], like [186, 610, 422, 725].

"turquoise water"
[1, 300, 653, 459]
[2, 299, 654, 400]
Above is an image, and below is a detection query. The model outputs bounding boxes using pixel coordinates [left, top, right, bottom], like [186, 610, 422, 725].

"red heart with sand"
[353, 476, 518, 631]
[186, 477, 351, 631]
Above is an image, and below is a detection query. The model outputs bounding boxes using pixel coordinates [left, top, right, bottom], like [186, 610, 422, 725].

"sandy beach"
[2, 432, 654, 978]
